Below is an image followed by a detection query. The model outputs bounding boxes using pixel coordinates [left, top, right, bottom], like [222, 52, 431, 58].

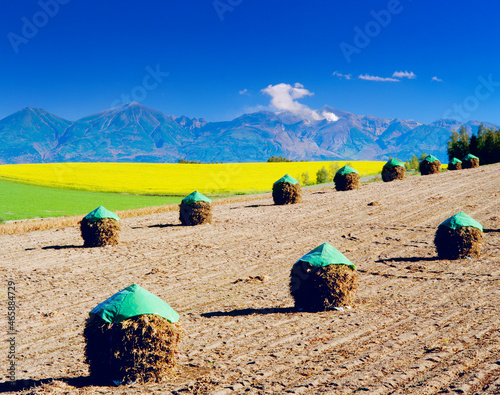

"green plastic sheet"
[463, 153, 479, 160]
[182, 191, 212, 205]
[450, 157, 462, 165]
[274, 174, 299, 185]
[84, 206, 119, 222]
[336, 165, 359, 176]
[383, 158, 404, 169]
[89, 283, 180, 324]
[294, 243, 356, 270]
[424, 154, 439, 162]
[438, 212, 483, 232]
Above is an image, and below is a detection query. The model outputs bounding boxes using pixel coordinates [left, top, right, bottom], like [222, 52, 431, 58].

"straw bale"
[272, 182, 302, 205]
[179, 201, 212, 226]
[290, 262, 358, 311]
[382, 166, 405, 182]
[463, 158, 479, 169]
[80, 218, 120, 247]
[334, 172, 360, 191]
[83, 314, 183, 384]
[448, 162, 462, 171]
[419, 159, 441, 175]
[434, 226, 483, 260]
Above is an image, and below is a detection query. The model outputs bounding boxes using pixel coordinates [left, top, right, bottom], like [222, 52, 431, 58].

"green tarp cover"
[450, 157, 462, 164]
[84, 206, 119, 222]
[274, 174, 299, 185]
[89, 283, 179, 324]
[182, 191, 212, 205]
[336, 165, 359, 176]
[424, 155, 439, 162]
[383, 159, 405, 169]
[438, 212, 483, 232]
[294, 242, 356, 270]
[463, 153, 479, 160]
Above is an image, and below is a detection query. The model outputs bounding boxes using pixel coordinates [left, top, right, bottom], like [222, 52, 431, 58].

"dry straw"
[272, 182, 302, 205]
[435, 226, 483, 259]
[381, 159, 405, 182]
[179, 201, 213, 225]
[80, 218, 120, 247]
[419, 155, 441, 175]
[84, 314, 183, 384]
[289, 243, 358, 311]
[448, 158, 462, 171]
[462, 154, 480, 169]
[434, 212, 483, 259]
[334, 172, 360, 191]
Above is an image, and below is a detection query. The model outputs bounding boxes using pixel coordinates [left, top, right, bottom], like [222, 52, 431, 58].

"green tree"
[328, 163, 340, 180]
[316, 166, 330, 184]
[301, 171, 311, 186]
[404, 154, 419, 171]
[447, 129, 461, 161]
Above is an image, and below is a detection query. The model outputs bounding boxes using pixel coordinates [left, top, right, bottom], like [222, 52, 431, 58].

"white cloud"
[392, 70, 416, 79]
[261, 82, 338, 122]
[239, 88, 249, 95]
[358, 74, 399, 82]
[332, 71, 352, 80]
[431, 76, 444, 82]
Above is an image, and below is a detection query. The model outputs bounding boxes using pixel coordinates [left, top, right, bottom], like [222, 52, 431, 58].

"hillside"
[1, 164, 499, 394]
[0, 103, 497, 164]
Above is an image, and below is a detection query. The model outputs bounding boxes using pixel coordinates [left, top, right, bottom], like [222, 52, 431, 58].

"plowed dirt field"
[1, 164, 499, 394]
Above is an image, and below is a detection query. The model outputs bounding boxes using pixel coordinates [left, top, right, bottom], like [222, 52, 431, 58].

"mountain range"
[0, 102, 497, 164]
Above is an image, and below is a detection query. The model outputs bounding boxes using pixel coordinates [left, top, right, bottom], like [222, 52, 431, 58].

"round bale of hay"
[84, 284, 183, 384]
[272, 174, 302, 205]
[381, 158, 406, 182]
[448, 157, 462, 171]
[80, 206, 120, 247]
[179, 191, 212, 226]
[419, 154, 441, 175]
[434, 212, 483, 259]
[334, 165, 360, 191]
[462, 153, 480, 169]
[289, 243, 358, 311]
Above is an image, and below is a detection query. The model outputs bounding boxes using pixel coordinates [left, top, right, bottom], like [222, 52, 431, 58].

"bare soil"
[1, 164, 499, 395]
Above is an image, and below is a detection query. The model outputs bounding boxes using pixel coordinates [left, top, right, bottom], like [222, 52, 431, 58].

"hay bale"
[273, 182, 302, 205]
[334, 172, 360, 191]
[84, 313, 183, 384]
[179, 191, 213, 226]
[448, 157, 462, 170]
[179, 201, 212, 225]
[334, 165, 360, 191]
[382, 166, 405, 182]
[80, 217, 120, 247]
[434, 212, 483, 259]
[419, 155, 441, 175]
[290, 263, 358, 311]
[289, 243, 358, 311]
[272, 174, 302, 205]
[435, 226, 483, 259]
[381, 159, 405, 182]
[462, 154, 480, 169]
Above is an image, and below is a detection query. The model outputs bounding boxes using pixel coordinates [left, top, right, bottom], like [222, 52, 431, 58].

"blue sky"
[2, 0, 500, 124]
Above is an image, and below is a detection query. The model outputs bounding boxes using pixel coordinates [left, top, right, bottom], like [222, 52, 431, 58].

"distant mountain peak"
[0, 104, 497, 164]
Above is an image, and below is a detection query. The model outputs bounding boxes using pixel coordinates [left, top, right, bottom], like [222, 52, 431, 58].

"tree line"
[447, 124, 500, 165]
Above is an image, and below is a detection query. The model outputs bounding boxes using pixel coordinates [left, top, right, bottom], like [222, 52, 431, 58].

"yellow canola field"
[0, 161, 385, 195]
